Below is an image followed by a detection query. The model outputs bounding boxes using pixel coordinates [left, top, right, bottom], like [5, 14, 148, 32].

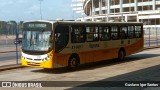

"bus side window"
[86, 27, 93, 41]
[120, 26, 127, 39]
[86, 26, 99, 42]
[128, 26, 135, 39]
[94, 27, 99, 41]
[99, 26, 110, 41]
[71, 26, 86, 43]
[111, 26, 118, 40]
[135, 26, 142, 38]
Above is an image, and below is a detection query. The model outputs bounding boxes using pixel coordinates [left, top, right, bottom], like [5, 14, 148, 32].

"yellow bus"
[21, 20, 144, 68]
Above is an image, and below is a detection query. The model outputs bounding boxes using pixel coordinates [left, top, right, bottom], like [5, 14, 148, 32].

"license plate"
[30, 62, 36, 65]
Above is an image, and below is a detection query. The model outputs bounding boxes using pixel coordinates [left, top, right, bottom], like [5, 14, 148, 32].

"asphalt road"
[0, 52, 20, 61]
[0, 48, 160, 90]
[0, 39, 21, 63]
[0, 40, 14, 46]
[144, 40, 160, 45]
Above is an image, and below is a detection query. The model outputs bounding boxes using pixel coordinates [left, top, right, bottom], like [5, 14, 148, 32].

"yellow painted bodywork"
[21, 38, 144, 69]
[21, 57, 53, 68]
[21, 50, 54, 68]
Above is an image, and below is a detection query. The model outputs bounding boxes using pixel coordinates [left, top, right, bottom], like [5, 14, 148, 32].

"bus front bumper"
[21, 58, 53, 69]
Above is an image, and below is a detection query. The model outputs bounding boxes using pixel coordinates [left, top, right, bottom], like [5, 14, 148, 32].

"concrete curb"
[0, 64, 24, 71]
[0, 46, 160, 72]
[0, 51, 16, 53]
[143, 46, 160, 50]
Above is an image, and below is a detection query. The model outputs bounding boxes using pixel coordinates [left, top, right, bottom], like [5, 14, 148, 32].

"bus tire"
[118, 49, 125, 61]
[68, 55, 79, 68]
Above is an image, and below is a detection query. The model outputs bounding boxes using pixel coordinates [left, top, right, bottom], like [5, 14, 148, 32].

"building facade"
[71, 0, 160, 30]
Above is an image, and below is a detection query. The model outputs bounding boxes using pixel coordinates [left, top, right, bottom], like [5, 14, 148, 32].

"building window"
[138, 0, 143, 2]
[130, 7, 135, 12]
[102, 0, 106, 7]
[143, 5, 152, 11]
[156, 19, 160, 25]
[156, 4, 160, 10]
[94, 0, 99, 8]
[138, 5, 152, 11]
[102, 10, 106, 14]
[143, 0, 152, 2]
[138, 6, 143, 11]
[95, 11, 99, 15]
[123, 0, 134, 4]
[123, 7, 130, 12]
[123, 0, 129, 4]
[130, 0, 134, 3]
[110, 8, 120, 13]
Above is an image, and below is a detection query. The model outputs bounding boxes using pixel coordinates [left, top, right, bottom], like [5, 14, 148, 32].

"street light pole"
[39, 0, 43, 20]
[16, 23, 19, 64]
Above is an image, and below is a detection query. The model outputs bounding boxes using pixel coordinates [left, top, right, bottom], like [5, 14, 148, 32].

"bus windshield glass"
[22, 30, 53, 51]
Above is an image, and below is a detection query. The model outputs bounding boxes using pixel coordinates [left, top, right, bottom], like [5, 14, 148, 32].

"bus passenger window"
[86, 27, 93, 41]
[128, 26, 134, 39]
[111, 26, 118, 40]
[120, 27, 127, 39]
[86, 26, 99, 42]
[71, 26, 86, 43]
[135, 26, 142, 38]
[111, 33, 118, 40]
[99, 27, 110, 41]
[94, 27, 99, 41]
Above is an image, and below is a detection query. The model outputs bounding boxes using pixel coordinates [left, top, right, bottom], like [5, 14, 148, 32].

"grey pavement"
[0, 46, 21, 53]
[0, 46, 23, 71]
[0, 59, 23, 71]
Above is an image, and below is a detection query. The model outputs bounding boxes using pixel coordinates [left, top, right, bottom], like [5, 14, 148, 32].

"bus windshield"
[22, 30, 53, 51]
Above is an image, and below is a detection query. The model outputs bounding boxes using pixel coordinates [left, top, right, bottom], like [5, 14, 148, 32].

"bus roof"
[24, 20, 143, 25]
[24, 20, 55, 24]
[56, 21, 143, 25]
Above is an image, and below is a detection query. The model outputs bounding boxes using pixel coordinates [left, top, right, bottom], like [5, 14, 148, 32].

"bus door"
[70, 25, 87, 64]
[55, 25, 69, 53]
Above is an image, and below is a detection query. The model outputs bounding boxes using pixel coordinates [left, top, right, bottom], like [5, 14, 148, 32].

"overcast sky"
[0, 0, 80, 21]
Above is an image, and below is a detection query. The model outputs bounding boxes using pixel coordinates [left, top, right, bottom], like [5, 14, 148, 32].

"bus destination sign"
[28, 24, 47, 28]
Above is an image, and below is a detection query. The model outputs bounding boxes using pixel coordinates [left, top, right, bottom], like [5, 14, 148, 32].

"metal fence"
[144, 27, 160, 47]
[0, 35, 21, 66]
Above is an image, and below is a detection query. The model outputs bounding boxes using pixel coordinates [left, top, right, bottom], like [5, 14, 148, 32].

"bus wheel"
[118, 49, 125, 61]
[68, 56, 79, 68]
